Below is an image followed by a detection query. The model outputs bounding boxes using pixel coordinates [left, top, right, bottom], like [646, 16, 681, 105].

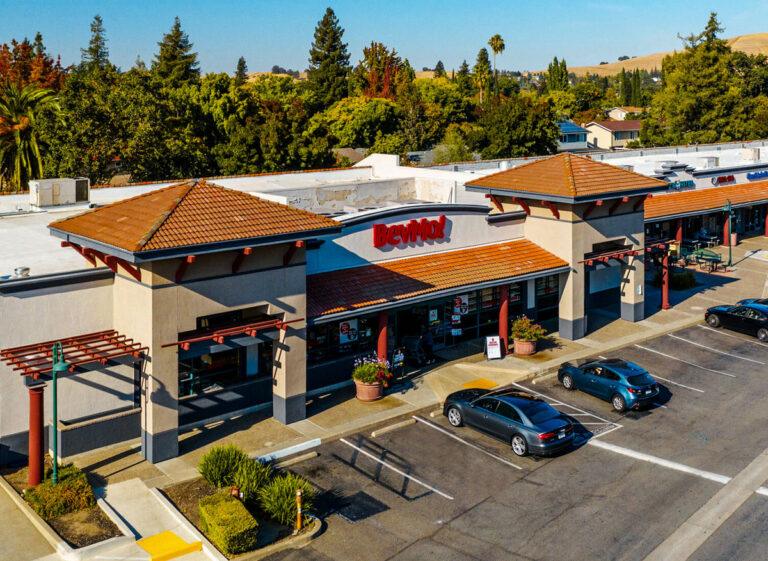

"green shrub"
[233, 459, 272, 504]
[199, 492, 259, 555]
[511, 315, 546, 342]
[198, 444, 249, 488]
[258, 472, 316, 527]
[25, 464, 95, 519]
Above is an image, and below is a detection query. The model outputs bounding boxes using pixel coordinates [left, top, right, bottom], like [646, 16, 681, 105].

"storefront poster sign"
[451, 328, 462, 336]
[339, 319, 358, 345]
[393, 350, 405, 367]
[453, 294, 469, 315]
[429, 308, 439, 325]
[486, 336, 502, 360]
[451, 314, 461, 325]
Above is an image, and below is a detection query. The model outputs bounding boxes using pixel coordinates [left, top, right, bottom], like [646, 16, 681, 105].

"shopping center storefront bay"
[8, 151, 767, 468]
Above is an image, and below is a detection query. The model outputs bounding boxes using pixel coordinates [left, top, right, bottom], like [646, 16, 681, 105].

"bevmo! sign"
[373, 215, 447, 248]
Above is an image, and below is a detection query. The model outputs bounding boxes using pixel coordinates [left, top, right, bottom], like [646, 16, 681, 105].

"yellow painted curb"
[137, 530, 202, 561]
[462, 377, 498, 390]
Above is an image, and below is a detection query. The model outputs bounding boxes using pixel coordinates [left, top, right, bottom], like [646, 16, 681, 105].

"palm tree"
[488, 34, 506, 97]
[0, 84, 59, 191]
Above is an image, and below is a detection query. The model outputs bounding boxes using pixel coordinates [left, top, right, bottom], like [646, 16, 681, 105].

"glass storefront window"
[536, 275, 560, 321]
[307, 315, 376, 363]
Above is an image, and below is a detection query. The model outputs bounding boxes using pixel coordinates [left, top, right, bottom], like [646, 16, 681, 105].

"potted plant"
[352, 356, 393, 401]
[511, 316, 546, 356]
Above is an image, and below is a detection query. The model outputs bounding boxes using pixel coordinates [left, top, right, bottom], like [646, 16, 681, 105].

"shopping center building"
[3, 148, 768, 470]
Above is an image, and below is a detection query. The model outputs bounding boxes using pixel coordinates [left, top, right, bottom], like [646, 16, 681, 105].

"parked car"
[558, 358, 659, 412]
[443, 388, 573, 457]
[737, 298, 768, 306]
[705, 303, 768, 342]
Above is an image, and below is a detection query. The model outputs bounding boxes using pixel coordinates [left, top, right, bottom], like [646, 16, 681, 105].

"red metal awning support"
[175, 255, 196, 283]
[485, 194, 505, 213]
[1, 330, 147, 380]
[60, 242, 142, 282]
[162, 318, 303, 351]
[583, 199, 603, 220]
[541, 200, 560, 219]
[608, 196, 630, 215]
[283, 241, 305, 267]
[232, 247, 253, 274]
[510, 197, 531, 215]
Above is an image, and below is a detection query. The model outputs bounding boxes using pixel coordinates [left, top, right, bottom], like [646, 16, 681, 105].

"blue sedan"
[443, 388, 574, 457]
[558, 358, 659, 412]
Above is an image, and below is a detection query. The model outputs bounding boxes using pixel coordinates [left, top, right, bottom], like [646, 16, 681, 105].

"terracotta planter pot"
[354, 380, 384, 401]
[513, 339, 537, 356]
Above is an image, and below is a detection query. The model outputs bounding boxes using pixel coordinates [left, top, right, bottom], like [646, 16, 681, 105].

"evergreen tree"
[81, 15, 110, 71]
[631, 69, 642, 106]
[546, 57, 569, 91]
[434, 60, 446, 78]
[33, 32, 45, 57]
[455, 60, 473, 96]
[307, 8, 350, 109]
[234, 56, 248, 86]
[152, 17, 200, 86]
[620, 68, 631, 105]
[473, 48, 492, 103]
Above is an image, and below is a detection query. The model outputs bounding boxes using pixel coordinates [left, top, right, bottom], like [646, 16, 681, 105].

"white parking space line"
[650, 374, 705, 394]
[588, 438, 732, 485]
[339, 438, 455, 500]
[411, 416, 523, 470]
[668, 333, 766, 365]
[697, 324, 768, 348]
[634, 344, 736, 378]
[652, 402, 668, 409]
[512, 382, 616, 425]
[598, 355, 608, 359]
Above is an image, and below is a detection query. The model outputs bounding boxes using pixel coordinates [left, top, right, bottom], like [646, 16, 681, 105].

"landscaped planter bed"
[163, 476, 315, 559]
[1, 463, 120, 548]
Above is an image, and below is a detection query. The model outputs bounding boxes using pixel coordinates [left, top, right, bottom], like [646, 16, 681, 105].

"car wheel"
[707, 314, 720, 327]
[511, 434, 528, 457]
[447, 407, 463, 427]
[758, 328, 768, 343]
[562, 374, 575, 390]
[611, 394, 627, 413]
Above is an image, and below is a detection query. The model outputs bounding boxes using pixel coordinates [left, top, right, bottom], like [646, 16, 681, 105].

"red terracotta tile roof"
[307, 240, 567, 318]
[465, 153, 667, 199]
[49, 180, 340, 253]
[645, 181, 768, 220]
[587, 120, 642, 132]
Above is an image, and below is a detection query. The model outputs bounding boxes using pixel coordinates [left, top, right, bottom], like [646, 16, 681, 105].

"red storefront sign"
[373, 215, 447, 248]
[711, 175, 735, 185]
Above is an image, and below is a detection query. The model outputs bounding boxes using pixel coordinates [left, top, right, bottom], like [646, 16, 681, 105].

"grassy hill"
[567, 32, 768, 76]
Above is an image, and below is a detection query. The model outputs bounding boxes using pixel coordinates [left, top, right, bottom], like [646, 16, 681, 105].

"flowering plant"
[511, 315, 546, 342]
[352, 355, 393, 387]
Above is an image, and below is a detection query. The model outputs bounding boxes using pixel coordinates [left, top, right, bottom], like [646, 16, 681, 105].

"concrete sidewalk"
[0, 481, 54, 561]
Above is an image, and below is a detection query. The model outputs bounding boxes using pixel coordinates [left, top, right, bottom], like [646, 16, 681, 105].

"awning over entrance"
[162, 318, 301, 350]
[0, 329, 147, 380]
[307, 239, 568, 320]
[645, 180, 768, 221]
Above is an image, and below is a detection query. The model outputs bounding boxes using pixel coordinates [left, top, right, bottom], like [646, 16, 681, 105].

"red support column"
[27, 384, 45, 487]
[499, 285, 509, 355]
[675, 218, 683, 244]
[723, 214, 731, 247]
[661, 251, 671, 311]
[764, 205, 768, 237]
[377, 311, 388, 362]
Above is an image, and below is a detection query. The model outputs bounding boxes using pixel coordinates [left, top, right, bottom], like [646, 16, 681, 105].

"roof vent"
[13, 266, 30, 278]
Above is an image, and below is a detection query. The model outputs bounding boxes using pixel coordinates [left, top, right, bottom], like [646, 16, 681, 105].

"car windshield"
[522, 402, 560, 424]
[627, 373, 655, 386]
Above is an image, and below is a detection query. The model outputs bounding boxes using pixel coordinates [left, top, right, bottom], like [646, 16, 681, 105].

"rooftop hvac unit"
[29, 178, 89, 207]
[697, 156, 719, 169]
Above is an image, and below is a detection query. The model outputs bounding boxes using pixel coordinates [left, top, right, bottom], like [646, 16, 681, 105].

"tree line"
[1, 10, 767, 191]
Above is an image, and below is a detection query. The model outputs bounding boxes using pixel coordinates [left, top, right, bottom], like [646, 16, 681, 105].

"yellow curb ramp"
[137, 530, 202, 561]
[462, 377, 499, 390]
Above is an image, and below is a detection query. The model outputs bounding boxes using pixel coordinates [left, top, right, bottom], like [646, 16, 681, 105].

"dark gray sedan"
[443, 388, 574, 457]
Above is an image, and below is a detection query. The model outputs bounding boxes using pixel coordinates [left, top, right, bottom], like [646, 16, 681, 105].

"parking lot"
[268, 321, 768, 561]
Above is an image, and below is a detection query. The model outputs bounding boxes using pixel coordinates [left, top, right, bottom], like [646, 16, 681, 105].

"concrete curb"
[0, 475, 135, 561]
[256, 438, 321, 464]
[150, 487, 226, 561]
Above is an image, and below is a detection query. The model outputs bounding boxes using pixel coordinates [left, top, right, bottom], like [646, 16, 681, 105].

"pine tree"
[307, 7, 350, 109]
[631, 69, 642, 106]
[455, 60, 473, 96]
[234, 56, 248, 86]
[33, 32, 45, 57]
[473, 48, 492, 103]
[434, 60, 446, 78]
[620, 68, 631, 105]
[81, 15, 110, 71]
[546, 56, 569, 91]
[152, 16, 200, 85]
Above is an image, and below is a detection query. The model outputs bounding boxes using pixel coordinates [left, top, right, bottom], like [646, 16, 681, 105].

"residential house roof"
[465, 153, 668, 201]
[307, 240, 568, 319]
[558, 121, 588, 134]
[586, 120, 642, 132]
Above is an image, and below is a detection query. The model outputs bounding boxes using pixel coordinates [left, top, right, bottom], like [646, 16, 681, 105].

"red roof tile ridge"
[563, 153, 577, 197]
[135, 180, 198, 251]
[569, 152, 667, 186]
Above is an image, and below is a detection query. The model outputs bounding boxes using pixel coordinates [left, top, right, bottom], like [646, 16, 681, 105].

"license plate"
[558, 431, 565, 439]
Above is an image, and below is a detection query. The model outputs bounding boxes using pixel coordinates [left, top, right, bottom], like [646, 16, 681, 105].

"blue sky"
[1, 1, 767, 74]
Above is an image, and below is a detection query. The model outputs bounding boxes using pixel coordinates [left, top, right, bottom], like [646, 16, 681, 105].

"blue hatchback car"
[558, 358, 659, 412]
[443, 388, 574, 457]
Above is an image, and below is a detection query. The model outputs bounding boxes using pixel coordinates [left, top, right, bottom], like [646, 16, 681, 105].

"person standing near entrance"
[420, 327, 435, 364]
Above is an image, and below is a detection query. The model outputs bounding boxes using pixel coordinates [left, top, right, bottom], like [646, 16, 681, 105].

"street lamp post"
[724, 200, 733, 268]
[51, 343, 68, 485]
